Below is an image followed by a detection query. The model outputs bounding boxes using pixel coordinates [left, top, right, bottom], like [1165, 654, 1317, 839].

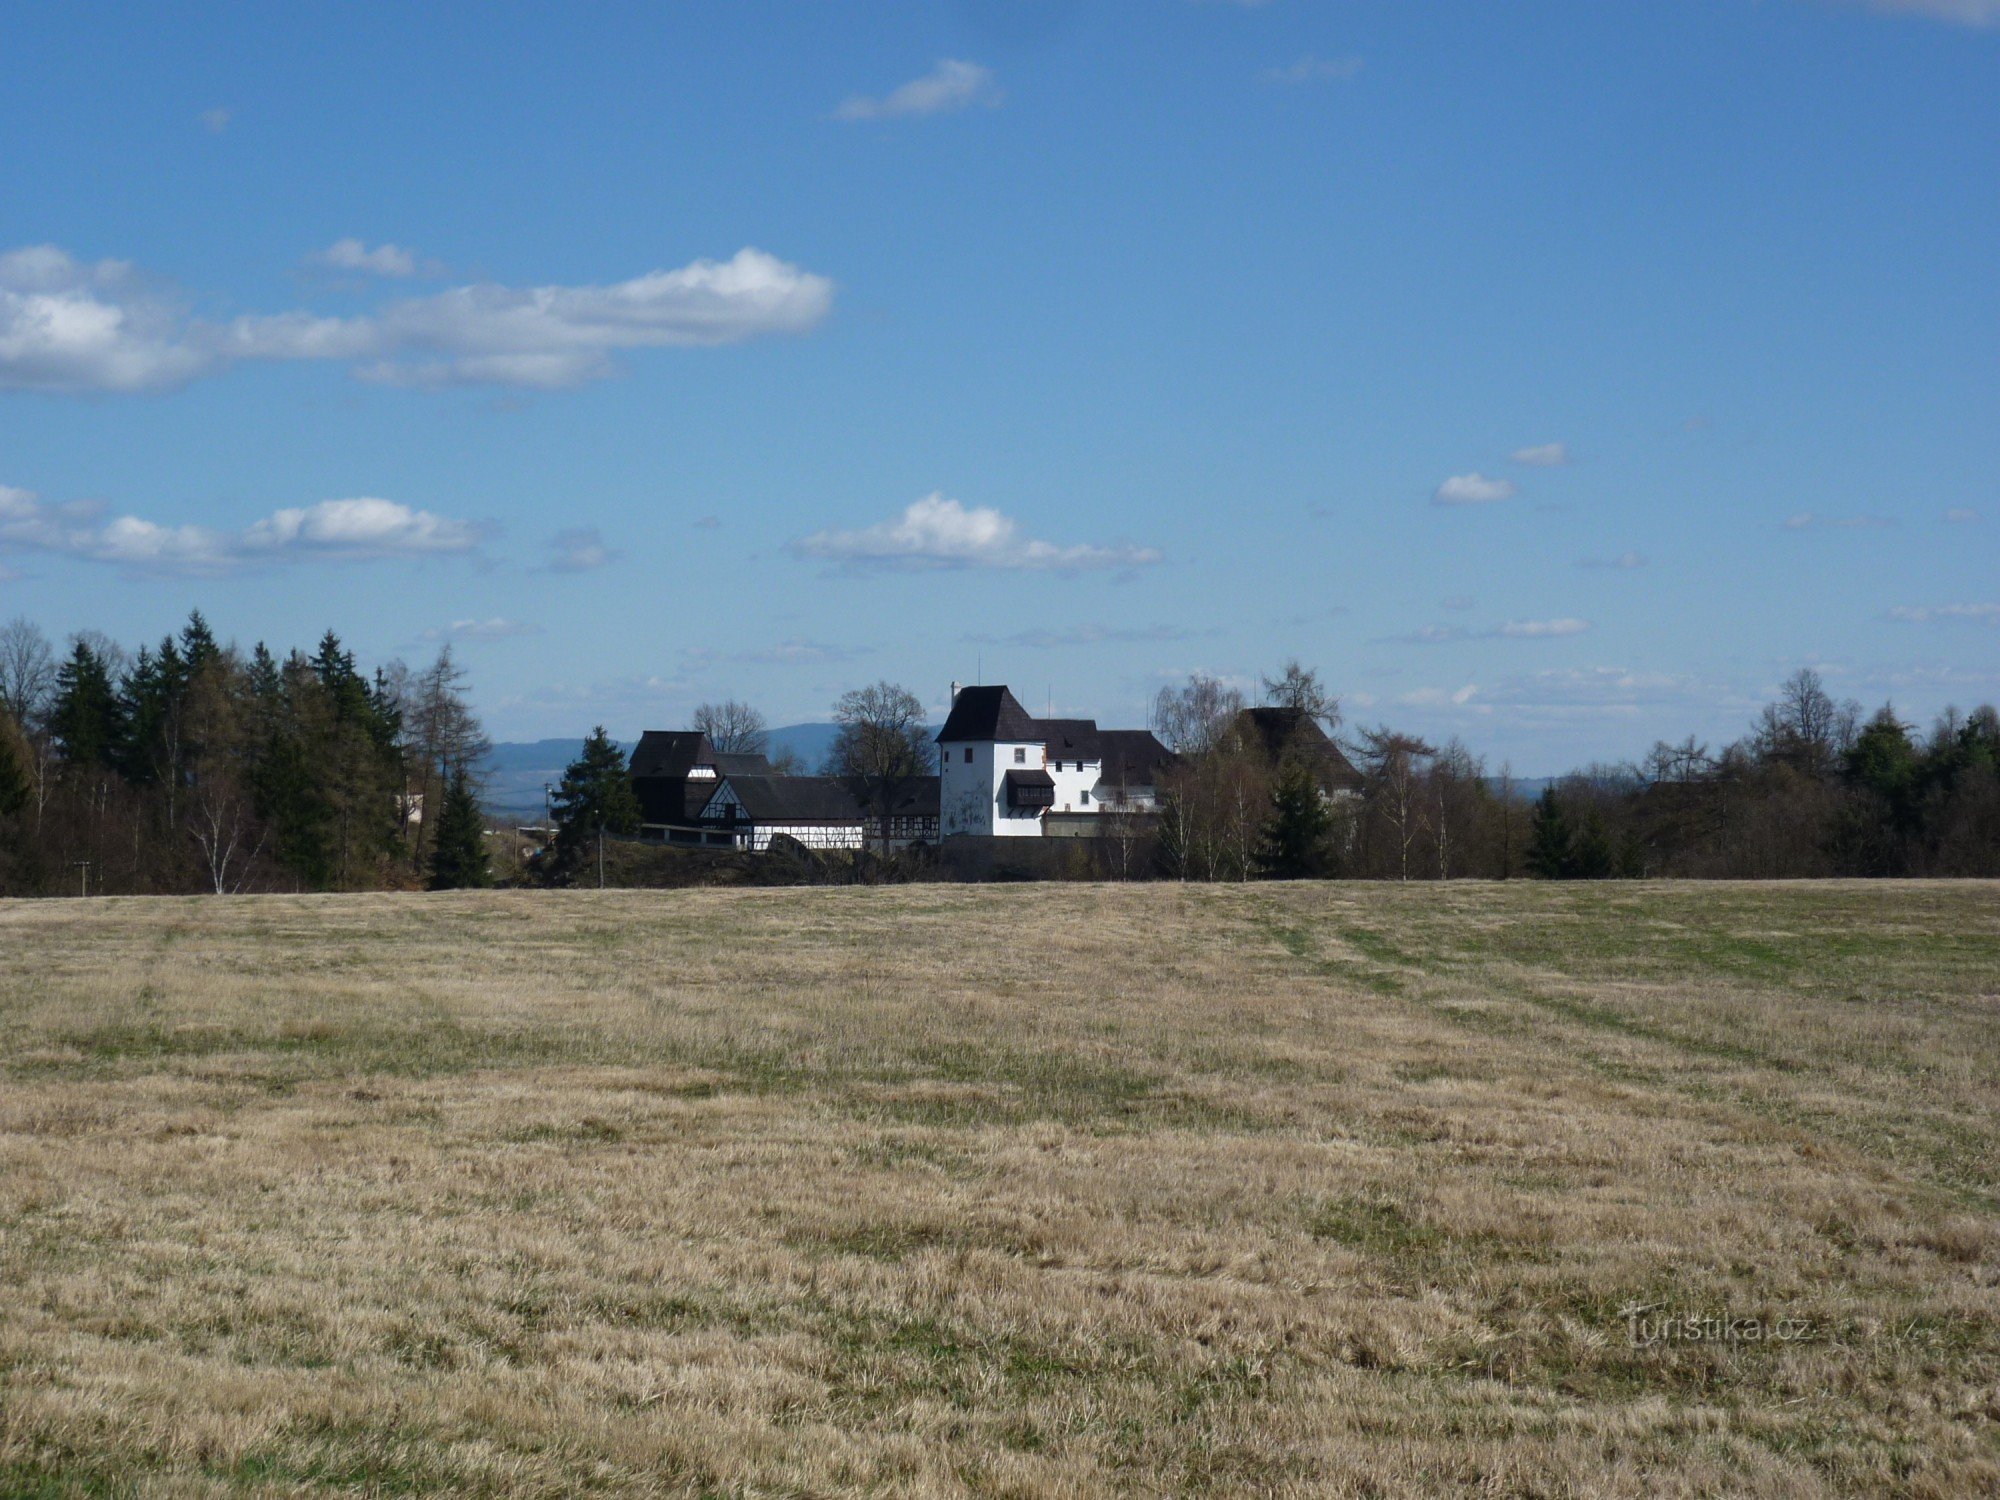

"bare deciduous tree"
[1354, 727, 1435, 881]
[693, 700, 769, 755]
[1261, 659, 1339, 729]
[1152, 673, 1245, 757]
[0, 616, 56, 726]
[183, 658, 264, 893]
[826, 681, 934, 854]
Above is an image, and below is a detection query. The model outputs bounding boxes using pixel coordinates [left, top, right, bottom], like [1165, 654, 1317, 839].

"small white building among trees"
[936, 685, 1171, 840]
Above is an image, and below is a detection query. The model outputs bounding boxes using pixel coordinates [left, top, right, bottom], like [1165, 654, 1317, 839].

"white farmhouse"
[936, 685, 1172, 840]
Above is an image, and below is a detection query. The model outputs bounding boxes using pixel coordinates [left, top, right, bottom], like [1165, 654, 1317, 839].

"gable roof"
[1098, 729, 1173, 787]
[711, 775, 864, 825]
[629, 730, 713, 780]
[1036, 718, 1101, 760]
[1235, 707, 1364, 791]
[936, 685, 1041, 744]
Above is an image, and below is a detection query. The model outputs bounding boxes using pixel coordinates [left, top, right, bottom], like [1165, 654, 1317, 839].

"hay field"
[2, 882, 1997, 1497]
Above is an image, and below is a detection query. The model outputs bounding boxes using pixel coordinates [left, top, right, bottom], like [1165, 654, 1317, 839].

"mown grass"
[1, 881, 1996, 1496]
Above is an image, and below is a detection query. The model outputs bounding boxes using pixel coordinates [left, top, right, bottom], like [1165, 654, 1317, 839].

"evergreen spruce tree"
[426, 768, 492, 890]
[1571, 810, 1618, 879]
[547, 726, 640, 884]
[180, 610, 221, 674]
[49, 641, 125, 770]
[1257, 756, 1334, 879]
[0, 714, 28, 821]
[1524, 786, 1576, 879]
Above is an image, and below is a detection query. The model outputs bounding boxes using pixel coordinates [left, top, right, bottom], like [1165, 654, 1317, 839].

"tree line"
[0, 613, 491, 896]
[4, 611, 1994, 893]
[1146, 662, 1999, 881]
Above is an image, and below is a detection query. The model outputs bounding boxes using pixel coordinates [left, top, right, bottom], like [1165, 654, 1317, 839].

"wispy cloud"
[199, 106, 231, 134]
[1511, 442, 1570, 468]
[684, 638, 863, 667]
[1887, 602, 2000, 625]
[794, 493, 1161, 572]
[1433, 472, 1518, 506]
[1577, 551, 1647, 570]
[835, 60, 1001, 121]
[1945, 507, 1981, 524]
[1382, 616, 1590, 644]
[1782, 512, 1895, 530]
[546, 527, 618, 574]
[422, 617, 541, 642]
[966, 623, 1209, 650]
[0, 244, 833, 393]
[308, 239, 444, 280]
[0, 483, 484, 575]
[1265, 55, 1364, 85]
[1827, 0, 2000, 27]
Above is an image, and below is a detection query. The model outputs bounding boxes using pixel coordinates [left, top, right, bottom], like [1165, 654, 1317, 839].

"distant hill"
[478, 723, 936, 822]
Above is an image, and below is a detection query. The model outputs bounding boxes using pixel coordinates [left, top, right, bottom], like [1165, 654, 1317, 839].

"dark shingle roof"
[1235, 708, 1364, 791]
[713, 751, 775, 777]
[936, 685, 1041, 744]
[629, 730, 711, 780]
[1036, 718, 1101, 760]
[1097, 729, 1172, 787]
[885, 776, 940, 816]
[716, 776, 864, 825]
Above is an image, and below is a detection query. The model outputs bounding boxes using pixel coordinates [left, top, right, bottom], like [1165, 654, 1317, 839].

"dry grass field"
[2, 882, 1997, 1497]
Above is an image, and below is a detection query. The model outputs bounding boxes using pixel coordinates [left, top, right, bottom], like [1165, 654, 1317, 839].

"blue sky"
[1, 0, 1994, 771]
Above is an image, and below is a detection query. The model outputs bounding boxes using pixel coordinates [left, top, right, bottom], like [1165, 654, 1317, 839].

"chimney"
[950, 680, 962, 702]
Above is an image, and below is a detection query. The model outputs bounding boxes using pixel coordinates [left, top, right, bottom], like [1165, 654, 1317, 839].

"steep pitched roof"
[936, 685, 1041, 744]
[1097, 729, 1173, 787]
[1036, 718, 1101, 760]
[1235, 708, 1364, 791]
[628, 730, 713, 780]
[714, 776, 864, 824]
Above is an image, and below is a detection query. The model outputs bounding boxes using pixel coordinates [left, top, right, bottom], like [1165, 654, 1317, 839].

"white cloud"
[1578, 551, 1647, 570]
[423, 618, 541, 642]
[0, 247, 214, 393]
[835, 59, 1001, 121]
[1496, 617, 1589, 638]
[1433, 473, 1518, 506]
[0, 244, 833, 393]
[199, 107, 231, 134]
[1511, 442, 1570, 468]
[310, 239, 441, 279]
[1887, 603, 2000, 625]
[1945, 507, 1981, 524]
[547, 527, 618, 573]
[1266, 55, 1364, 85]
[795, 493, 1162, 572]
[0, 484, 483, 575]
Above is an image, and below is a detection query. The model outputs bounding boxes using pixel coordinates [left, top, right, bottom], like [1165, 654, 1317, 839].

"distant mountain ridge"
[478, 723, 894, 821]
